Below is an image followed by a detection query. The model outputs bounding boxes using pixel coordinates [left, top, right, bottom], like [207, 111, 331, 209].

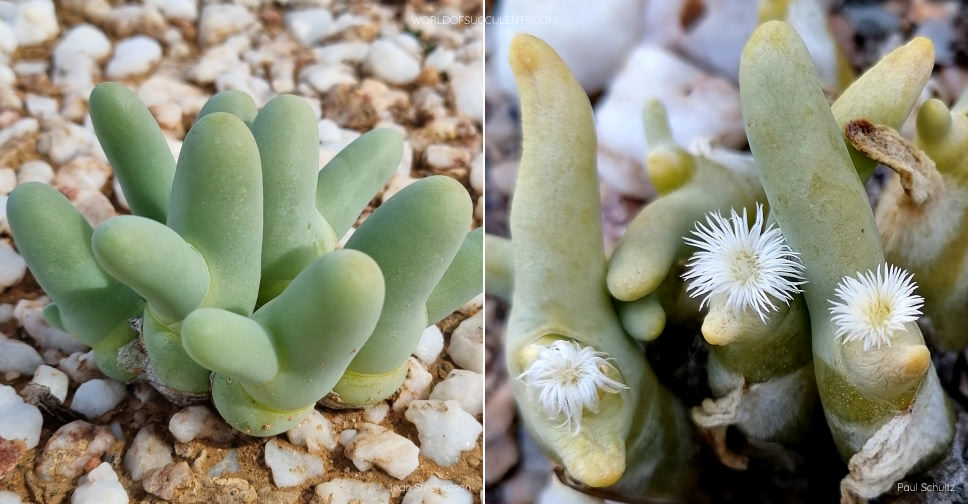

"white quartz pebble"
[401, 476, 472, 504]
[71, 462, 128, 504]
[106, 36, 162, 79]
[429, 370, 483, 416]
[286, 409, 337, 453]
[285, 8, 333, 47]
[0, 385, 42, 449]
[71, 379, 127, 419]
[315, 478, 390, 504]
[264, 439, 324, 488]
[11, 0, 59, 47]
[15, 298, 88, 354]
[405, 400, 482, 466]
[31, 364, 69, 402]
[392, 357, 432, 412]
[365, 39, 420, 86]
[344, 423, 419, 479]
[197, 4, 256, 47]
[0, 241, 25, 291]
[362, 403, 389, 424]
[17, 160, 54, 184]
[0, 335, 42, 380]
[413, 325, 444, 366]
[168, 405, 234, 443]
[123, 425, 173, 481]
[447, 311, 483, 373]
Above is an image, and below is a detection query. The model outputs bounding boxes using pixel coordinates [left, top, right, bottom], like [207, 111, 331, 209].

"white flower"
[682, 203, 805, 322]
[517, 340, 628, 433]
[829, 264, 924, 351]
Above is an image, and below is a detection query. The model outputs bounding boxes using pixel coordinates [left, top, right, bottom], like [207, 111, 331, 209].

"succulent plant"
[741, 21, 954, 499]
[488, 23, 956, 501]
[9, 83, 481, 436]
[497, 34, 696, 498]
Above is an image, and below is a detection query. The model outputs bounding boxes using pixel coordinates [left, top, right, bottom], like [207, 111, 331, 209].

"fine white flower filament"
[829, 264, 924, 351]
[682, 203, 805, 322]
[517, 340, 628, 433]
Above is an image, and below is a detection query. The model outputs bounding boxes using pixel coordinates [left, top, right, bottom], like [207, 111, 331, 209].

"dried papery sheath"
[683, 203, 805, 322]
[518, 340, 628, 433]
[829, 264, 924, 351]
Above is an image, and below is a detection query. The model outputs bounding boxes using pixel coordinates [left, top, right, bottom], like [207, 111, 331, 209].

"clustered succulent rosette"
[488, 21, 964, 503]
[9, 83, 482, 436]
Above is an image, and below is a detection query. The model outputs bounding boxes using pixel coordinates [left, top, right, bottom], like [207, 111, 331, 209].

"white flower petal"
[517, 340, 627, 433]
[829, 264, 924, 351]
[682, 203, 805, 322]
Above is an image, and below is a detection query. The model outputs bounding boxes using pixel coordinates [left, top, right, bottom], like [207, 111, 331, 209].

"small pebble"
[470, 154, 484, 193]
[123, 425, 173, 481]
[0, 169, 15, 194]
[11, 0, 59, 47]
[264, 439, 324, 488]
[447, 310, 483, 373]
[301, 63, 357, 93]
[15, 298, 88, 354]
[0, 385, 42, 449]
[286, 409, 337, 454]
[30, 364, 69, 402]
[448, 62, 483, 122]
[25, 94, 58, 119]
[207, 449, 240, 477]
[362, 403, 389, 424]
[285, 8, 333, 47]
[36, 420, 115, 481]
[169, 405, 234, 443]
[405, 399, 482, 466]
[17, 160, 54, 185]
[53, 24, 111, 63]
[413, 325, 444, 366]
[0, 241, 25, 291]
[70, 462, 128, 504]
[315, 41, 369, 64]
[71, 378, 127, 419]
[365, 39, 421, 86]
[401, 475, 472, 504]
[106, 36, 162, 79]
[142, 461, 192, 500]
[430, 370, 483, 416]
[344, 423, 419, 480]
[392, 357, 432, 412]
[58, 351, 101, 384]
[0, 334, 42, 380]
[0, 118, 39, 147]
[424, 144, 471, 170]
[315, 478, 390, 504]
[144, 0, 197, 21]
[198, 4, 256, 47]
[0, 490, 23, 504]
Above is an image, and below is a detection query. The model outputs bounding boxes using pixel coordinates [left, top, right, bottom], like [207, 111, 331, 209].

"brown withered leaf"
[845, 119, 942, 205]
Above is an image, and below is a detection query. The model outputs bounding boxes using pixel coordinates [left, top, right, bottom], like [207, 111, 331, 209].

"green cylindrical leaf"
[181, 308, 279, 385]
[345, 176, 471, 376]
[167, 112, 263, 316]
[92, 215, 209, 323]
[89, 82, 175, 222]
[245, 249, 385, 410]
[426, 227, 483, 325]
[316, 128, 403, 237]
[197, 90, 257, 126]
[252, 94, 336, 305]
[7, 182, 144, 347]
